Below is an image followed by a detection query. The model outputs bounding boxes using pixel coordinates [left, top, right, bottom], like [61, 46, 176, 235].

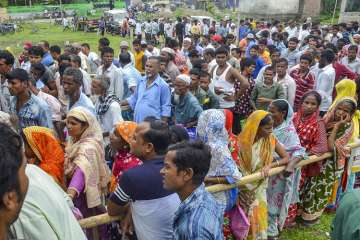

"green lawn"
[7, 1, 125, 16]
[0, 22, 131, 57]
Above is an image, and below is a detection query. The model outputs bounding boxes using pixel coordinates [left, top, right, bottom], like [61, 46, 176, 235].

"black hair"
[59, 54, 71, 63]
[276, 57, 288, 66]
[320, 49, 336, 64]
[240, 57, 256, 71]
[0, 123, 23, 209]
[264, 66, 274, 74]
[40, 40, 50, 48]
[81, 43, 90, 49]
[249, 45, 259, 51]
[188, 49, 199, 57]
[169, 125, 189, 144]
[99, 37, 110, 47]
[199, 70, 210, 79]
[231, 48, 241, 54]
[189, 68, 201, 76]
[258, 38, 267, 45]
[288, 37, 299, 43]
[0, 50, 15, 65]
[167, 141, 211, 185]
[300, 53, 313, 63]
[271, 99, 289, 118]
[119, 52, 131, 65]
[143, 120, 171, 155]
[215, 46, 229, 56]
[191, 59, 206, 70]
[349, 45, 358, 52]
[203, 48, 215, 58]
[325, 43, 338, 54]
[49, 45, 61, 54]
[148, 56, 161, 65]
[143, 116, 158, 123]
[28, 46, 45, 57]
[338, 99, 357, 115]
[168, 39, 179, 49]
[101, 47, 114, 57]
[7, 68, 29, 82]
[301, 90, 322, 106]
[30, 62, 46, 75]
[132, 39, 141, 45]
[70, 54, 82, 67]
[59, 63, 72, 77]
[259, 114, 272, 126]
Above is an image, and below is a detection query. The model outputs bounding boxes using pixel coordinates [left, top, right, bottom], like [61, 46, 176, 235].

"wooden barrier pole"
[79, 142, 360, 228]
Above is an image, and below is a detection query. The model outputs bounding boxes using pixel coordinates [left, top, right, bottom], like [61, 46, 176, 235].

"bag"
[228, 204, 250, 240]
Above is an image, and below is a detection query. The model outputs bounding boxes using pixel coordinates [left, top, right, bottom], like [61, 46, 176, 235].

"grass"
[0, 22, 131, 57]
[7, 1, 125, 16]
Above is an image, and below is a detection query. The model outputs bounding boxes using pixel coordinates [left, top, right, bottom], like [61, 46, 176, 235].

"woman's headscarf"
[65, 107, 110, 208]
[115, 121, 137, 144]
[237, 110, 276, 175]
[197, 109, 242, 180]
[23, 126, 65, 187]
[329, 79, 359, 143]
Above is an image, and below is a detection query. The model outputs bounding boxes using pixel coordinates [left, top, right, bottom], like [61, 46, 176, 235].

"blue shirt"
[172, 92, 203, 125]
[127, 75, 171, 123]
[122, 63, 142, 99]
[252, 56, 265, 79]
[41, 52, 54, 67]
[239, 25, 250, 40]
[173, 184, 223, 240]
[67, 92, 96, 116]
[10, 94, 53, 130]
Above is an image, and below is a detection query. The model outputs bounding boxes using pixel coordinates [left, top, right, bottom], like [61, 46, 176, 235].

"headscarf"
[65, 107, 110, 208]
[197, 109, 242, 180]
[23, 126, 65, 187]
[237, 110, 276, 175]
[324, 97, 356, 171]
[115, 121, 137, 145]
[329, 79, 359, 143]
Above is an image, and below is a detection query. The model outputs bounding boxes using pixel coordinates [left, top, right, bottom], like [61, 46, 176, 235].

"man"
[340, 45, 360, 74]
[256, 48, 281, 83]
[119, 52, 141, 99]
[7, 68, 53, 130]
[175, 17, 185, 47]
[172, 74, 203, 128]
[122, 57, 171, 123]
[160, 141, 223, 239]
[96, 47, 124, 100]
[285, 20, 299, 39]
[281, 37, 301, 68]
[249, 45, 266, 79]
[133, 39, 147, 75]
[69, 54, 91, 96]
[98, 37, 110, 53]
[160, 48, 180, 83]
[0, 50, 14, 112]
[314, 49, 336, 115]
[275, 58, 296, 107]
[108, 120, 180, 240]
[144, 40, 160, 58]
[0, 123, 29, 240]
[290, 53, 315, 111]
[119, 41, 135, 66]
[212, 46, 249, 110]
[62, 67, 95, 115]
[81, 43, 100, 74]
[38, 40, 54, 67]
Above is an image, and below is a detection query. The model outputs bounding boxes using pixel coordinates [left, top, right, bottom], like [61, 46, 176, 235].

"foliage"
[0, 0, 8, 7]
[321, 0, 341, 14]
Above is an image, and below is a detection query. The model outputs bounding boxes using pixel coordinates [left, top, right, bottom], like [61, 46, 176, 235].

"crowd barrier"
[78, 142, 360, 229]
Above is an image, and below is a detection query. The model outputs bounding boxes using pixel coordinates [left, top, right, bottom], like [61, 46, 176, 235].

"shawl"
[196, 109, 242, 180]
[324, 97, 356, 171]
[329, 79, 360, 143]
[115, 121, 137, 145]
[223, 109, 240, 166]
[237, 110, 276, 175]
[96, 94, 121, 116]
[293, 106, 328, 177]
[23, 126, 65, 187]
[65, 107, 110, 208]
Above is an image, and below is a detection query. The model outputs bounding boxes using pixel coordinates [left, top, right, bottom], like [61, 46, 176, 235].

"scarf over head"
[237, 110, 276, 175]
[65, 106, 110, 208]
[115, 121, 137, 145]
[23, 126, 65, 187]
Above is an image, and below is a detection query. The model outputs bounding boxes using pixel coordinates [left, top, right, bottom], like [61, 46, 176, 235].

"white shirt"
[37, 90, 62, 121]
[80, 68, 92, 96]
[95, 100, 123, 135]
[275, 73, 296, 107]
[96, 64, 124, 100]
[135, 22, 142, 35]
[144, 22, 152, 33]
[285, 26, 299, 39]
[314, 64, 336, 112]
[298, 29, 310, 42]
[164, 23, 173, 37]
[78, 51, 89, 72]
[340, 56, 360, 74]
[144, 47, 160, 57]
[87, 52, 100, 73]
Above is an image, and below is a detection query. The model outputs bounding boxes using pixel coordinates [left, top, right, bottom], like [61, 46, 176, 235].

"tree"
[0, 0, 8, 7]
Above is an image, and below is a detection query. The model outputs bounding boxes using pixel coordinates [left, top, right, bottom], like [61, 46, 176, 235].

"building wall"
[339, 0, 360, 23]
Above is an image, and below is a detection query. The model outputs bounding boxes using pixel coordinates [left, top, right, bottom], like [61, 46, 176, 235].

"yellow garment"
[260, 50, 271, 65]
[134, 51, 145, 74]
[329, 79, 359, 143]
[65, 107, 110, 208]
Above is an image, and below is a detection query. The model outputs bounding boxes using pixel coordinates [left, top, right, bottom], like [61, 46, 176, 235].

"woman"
[224, 109, 240, 166]
[237, 110, 289, 240]
[197, 109, 242, 210]
[267, 100, 306, 239]
[22, 126, 65, 188]
[323, 98, 357, 211]
[109, 121, 142, 192]
[292, 91, 329, 226]
[65, 106, 111, 240]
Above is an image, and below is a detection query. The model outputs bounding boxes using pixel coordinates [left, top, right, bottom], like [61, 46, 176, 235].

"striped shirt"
[290, 68, 315, 111]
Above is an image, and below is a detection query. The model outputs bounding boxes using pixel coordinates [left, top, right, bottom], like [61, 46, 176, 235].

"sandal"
[300, 217, 320, 227]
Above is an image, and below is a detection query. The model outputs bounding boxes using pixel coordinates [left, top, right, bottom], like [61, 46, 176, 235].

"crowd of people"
[1, 16, 360, 240]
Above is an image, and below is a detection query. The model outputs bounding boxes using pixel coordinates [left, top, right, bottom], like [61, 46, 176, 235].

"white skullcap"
[183, 37, 192, 43]
[161, 47, 175, 56]
[176, 74, 191, 85]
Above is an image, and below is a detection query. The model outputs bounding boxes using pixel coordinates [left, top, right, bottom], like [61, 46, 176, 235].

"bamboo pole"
[79, 141, 360, 229]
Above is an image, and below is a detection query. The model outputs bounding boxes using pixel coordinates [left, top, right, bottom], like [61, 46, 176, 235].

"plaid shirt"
[10, 93, 53, 130]
[173, 184, 223, 240]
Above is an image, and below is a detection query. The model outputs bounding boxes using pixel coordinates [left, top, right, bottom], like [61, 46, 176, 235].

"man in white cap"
[120, 41, 135, 66]
[160, 47, 180, 83]
[172, 74, 203, 128]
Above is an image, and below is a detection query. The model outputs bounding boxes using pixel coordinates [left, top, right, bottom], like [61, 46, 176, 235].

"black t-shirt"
[175, 22, 184, 36]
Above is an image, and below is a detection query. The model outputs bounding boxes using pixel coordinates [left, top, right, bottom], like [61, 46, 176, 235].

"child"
[251, 66, 285, 110]
[109, 121, 142, 192]
[199, 70, 220, 110]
